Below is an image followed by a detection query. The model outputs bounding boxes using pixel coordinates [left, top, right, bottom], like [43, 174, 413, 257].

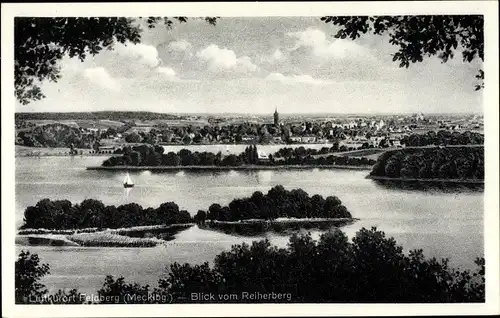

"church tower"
[274, 107, 279, 126]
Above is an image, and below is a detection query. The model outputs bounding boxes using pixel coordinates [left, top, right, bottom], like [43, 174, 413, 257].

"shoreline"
[201, 217, 358, 236]
[366, 175, 484, 184]
[16, 223, 195, 248]
[86, 164, 374, 171]
[15, 219, 358, 246]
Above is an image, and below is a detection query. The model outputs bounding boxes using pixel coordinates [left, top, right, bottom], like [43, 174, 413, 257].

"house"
[289, 136, 302, 143]
[389, 139, 403, 147]
[241, 135, 258, 142]
[98, 145, 117, 153]
[87, 128, 100, 133]
[257, 151, 270, 163]
[339, 139, 364, 149]
[301, 136, 316, 143]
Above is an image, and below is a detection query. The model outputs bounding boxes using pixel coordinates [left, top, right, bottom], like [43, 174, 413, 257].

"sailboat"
[123, 172, 134, 188]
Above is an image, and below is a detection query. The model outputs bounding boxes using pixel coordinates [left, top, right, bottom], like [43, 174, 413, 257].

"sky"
[17, 17, 484, 114]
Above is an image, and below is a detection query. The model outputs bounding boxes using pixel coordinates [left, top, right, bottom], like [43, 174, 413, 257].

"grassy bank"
[86, 164, 373, 171]
[200, 218, 358, 236]
[15, 145, 115, 157]
[17, 227, 102, 235]
[15, 235, 80, 247]
[16, 224, 194, 248]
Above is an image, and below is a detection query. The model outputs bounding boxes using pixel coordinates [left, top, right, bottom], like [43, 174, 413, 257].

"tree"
[98, 275, 151, 304]
[182, 134, 192, 145]
[194, 210, 207, 225]
[321, 15, 484, 90]
[15, 251, 50, 304]
[125, 133, 142, 143]
[15, 17, 218, 105]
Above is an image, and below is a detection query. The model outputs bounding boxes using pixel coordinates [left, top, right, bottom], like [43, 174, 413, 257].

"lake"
[15, 148, 483, 295]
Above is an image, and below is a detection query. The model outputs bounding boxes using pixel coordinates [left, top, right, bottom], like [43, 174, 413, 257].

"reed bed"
[17, 227, 102, 235]
[108, 223, 193, 233]
[66, 231, 161, 247]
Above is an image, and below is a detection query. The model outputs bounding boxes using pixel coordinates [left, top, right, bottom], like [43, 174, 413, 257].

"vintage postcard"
[2, 1, 499, 317]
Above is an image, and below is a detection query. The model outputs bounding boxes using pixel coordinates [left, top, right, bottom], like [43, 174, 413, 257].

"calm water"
[15, 149, 483, 294]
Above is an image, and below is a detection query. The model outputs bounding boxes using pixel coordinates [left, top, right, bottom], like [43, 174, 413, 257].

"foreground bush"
[15, 251, 86, 304]
[16, 227, 485, 304]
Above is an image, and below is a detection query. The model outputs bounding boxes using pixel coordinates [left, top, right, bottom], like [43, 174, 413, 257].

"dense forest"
[16, 227, 485, 304]
[102, 145, 376, 167]
[16, 123, 97, 148]
[22, 199, 192, 230]
[401, 130, 484, 147]
[15, 111, 183, 121]
[370, 146, 484, 180]
[195, 185, 352, 222]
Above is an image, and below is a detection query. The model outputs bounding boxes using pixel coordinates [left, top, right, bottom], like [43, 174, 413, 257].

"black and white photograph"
[2, 1, 499, 317]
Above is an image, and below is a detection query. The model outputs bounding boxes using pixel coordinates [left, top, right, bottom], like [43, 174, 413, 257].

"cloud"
[287, 28, 375, 60]
[156, 67, 177, 78]
[167, 39, 192, 53]
[272, 49, 285, 61]
[197, 44, 258, 73]
[259, 49, 286, 66]
[265, 72, 329, 85]
[83, 67, 121, 91]
[113, 42, 160, 67]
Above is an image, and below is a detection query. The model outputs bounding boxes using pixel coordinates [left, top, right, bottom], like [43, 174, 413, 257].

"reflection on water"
[227, 170, 239, 177]
[175, 171, 185, 177]
[14, 155, 484, 294]
[256, 170, 273, 184]
[123, 187, 132, 198]
[372, 179, 484, 193]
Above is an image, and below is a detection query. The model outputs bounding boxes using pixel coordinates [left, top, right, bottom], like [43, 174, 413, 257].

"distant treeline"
[22, 199, 192, 230]
[103, 145, 260, 167]
[370, 146, 484, 180]
[277, 154, 376, 166]
[401, 130, 484, 147]
[17, 227, 485, 304]
[15, 112, 183, 121]
[273, 146, 376, 166]
[102, 145, 376, 167]
[16, 123, 97, 148]
[274, 146, 335, 158]
[194, 185, 352, 222]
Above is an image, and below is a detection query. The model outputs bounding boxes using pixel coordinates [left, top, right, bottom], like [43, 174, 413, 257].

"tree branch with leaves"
[14, 17, 218, 105]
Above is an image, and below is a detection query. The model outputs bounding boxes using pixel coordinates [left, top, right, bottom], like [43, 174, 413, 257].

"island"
[193, 185, 356, 235]
[17, 185, 357, 245]
[18, 199, 194, 247]
[86, 144, 377, 171]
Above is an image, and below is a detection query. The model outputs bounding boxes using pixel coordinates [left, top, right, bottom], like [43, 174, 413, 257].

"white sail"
[124, 173, 133, 185]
